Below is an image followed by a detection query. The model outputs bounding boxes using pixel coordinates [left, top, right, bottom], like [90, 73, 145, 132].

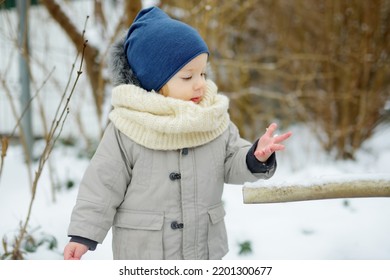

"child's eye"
[182, 76, 192, 80]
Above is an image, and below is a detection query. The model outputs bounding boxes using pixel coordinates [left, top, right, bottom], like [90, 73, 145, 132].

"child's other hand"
[254, 123, 292, 162]
[63, 242, 89, 260]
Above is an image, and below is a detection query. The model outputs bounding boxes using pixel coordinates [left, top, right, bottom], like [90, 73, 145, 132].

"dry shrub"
[161, 0, 390, 159]
[265, 0, 390, 159]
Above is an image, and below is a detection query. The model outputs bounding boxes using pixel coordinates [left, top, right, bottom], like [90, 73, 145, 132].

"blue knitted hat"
[124, 7, 209, 92]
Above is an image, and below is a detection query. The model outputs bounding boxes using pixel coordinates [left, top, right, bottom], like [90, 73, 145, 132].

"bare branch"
[9, 27, 88, 259]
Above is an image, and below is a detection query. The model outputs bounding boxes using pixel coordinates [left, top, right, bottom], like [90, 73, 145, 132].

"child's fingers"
[265, 123, 278, 137]
[273, 131, 292, 143]
[256, 144, 285, 155]
[271, 144, 285, 151]
[255, 147, 271, 157]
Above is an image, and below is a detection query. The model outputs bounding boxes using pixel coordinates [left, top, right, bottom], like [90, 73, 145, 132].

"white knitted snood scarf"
[109, 80, 230, 150]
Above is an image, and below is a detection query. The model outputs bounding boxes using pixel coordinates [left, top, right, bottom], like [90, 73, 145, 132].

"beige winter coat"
[68, 81, 275, 259]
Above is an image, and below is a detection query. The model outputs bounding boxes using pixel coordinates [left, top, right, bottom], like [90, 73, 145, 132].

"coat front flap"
[113, 209, 164, 230]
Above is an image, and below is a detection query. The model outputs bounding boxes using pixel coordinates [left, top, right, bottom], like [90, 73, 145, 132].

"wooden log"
[243, 178, 390, 204]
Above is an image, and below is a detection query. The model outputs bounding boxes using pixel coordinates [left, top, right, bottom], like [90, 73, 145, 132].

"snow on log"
[243, 174, 390, 204]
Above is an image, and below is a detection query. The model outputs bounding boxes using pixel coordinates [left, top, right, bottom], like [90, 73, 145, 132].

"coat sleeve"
[67, 122, 132, 243]
[224, 122, 276, 184]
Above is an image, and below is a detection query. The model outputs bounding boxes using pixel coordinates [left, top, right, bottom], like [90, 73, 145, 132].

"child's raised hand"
[254, 123, 292, 162]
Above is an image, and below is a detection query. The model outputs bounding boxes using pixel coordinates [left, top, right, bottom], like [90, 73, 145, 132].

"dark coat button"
[169, 172, 181, 180]
[171, 221, 184, 229]
[182, 148, 188, 155]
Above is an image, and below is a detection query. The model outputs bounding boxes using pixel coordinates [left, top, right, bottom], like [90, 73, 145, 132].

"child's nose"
[194, 76, 206, 91]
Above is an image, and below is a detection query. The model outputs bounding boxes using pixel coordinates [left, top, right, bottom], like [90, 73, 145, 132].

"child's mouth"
[190, 97, 202, 103]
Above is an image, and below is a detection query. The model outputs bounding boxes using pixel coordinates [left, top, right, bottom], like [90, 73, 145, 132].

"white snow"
[1, 124, 389, 260]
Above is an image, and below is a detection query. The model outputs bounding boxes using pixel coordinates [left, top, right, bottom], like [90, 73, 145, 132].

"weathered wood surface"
[243, 178, 390, 204]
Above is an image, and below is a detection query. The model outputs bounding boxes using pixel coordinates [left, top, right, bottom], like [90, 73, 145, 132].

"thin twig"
[0, 78, 33, 188]
[0, 137, 8, 182]
[10, 17, 89, 259]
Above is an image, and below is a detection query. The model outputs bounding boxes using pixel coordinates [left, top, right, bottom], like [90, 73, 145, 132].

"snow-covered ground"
[1, 124, 389, 260]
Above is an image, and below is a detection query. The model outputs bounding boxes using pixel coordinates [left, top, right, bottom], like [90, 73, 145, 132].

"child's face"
[163, 53, 208, 104]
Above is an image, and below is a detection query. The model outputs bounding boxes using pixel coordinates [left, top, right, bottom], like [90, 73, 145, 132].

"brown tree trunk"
[124, 0, 142, 27]
[40, 0, 143, 132]
[40, 0, 103, 120]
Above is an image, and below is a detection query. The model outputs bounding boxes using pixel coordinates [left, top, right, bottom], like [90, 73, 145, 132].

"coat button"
[182, 148, 188, 155]
[171, 221, 184, 229]
[169, 172, 181, 180]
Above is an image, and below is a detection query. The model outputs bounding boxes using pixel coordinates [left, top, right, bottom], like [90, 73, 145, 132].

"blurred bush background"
[164, 0, 390, 159]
